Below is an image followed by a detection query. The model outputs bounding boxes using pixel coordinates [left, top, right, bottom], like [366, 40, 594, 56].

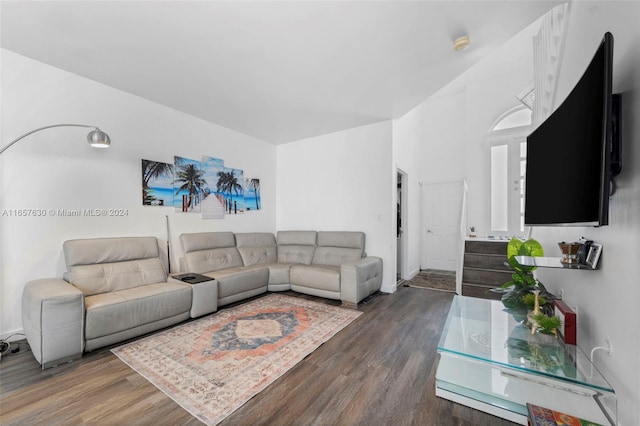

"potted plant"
[494, 237, 557, 316]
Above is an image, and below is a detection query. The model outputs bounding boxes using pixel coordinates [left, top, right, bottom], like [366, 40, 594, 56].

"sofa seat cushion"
[84, 282, 191, 340]
[290, 264, 340, 292]
[205, 266, 269, 299]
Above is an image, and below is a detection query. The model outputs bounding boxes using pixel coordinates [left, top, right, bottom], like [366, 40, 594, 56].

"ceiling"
[0, 1, 561, 144]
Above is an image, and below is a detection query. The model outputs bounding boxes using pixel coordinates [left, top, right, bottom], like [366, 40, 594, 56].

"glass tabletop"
[438, 295, 614, 393]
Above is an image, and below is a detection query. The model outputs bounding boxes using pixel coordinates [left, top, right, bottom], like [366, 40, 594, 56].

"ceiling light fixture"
[453, 35, 470, 52]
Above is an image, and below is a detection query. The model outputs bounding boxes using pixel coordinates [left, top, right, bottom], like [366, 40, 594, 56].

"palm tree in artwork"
[142, 160, 173, 205]
[175, 163, 207, 209]
[216, 170, 243, 213]
[249, 178, 260, 210]
[227, 171, 242, 198]
[216, 171, 229, 209]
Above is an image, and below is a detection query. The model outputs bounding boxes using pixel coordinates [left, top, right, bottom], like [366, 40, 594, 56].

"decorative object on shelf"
[586, 243, 603, 269]
[558, 241, 582, 264]
[526, 290, 560, 337]
[531, 313, 561, 338]
[577, 237, 593, 264]
[523, 292, 547, 311]
[526, 289, 543, 334]
[493, 237, 557, 316]
[469, 226, 476, 238]
[554, 299, 577, 345]
[0, 124, 111, 155]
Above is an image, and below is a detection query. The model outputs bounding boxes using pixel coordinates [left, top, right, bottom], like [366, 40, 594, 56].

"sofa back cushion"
[180, 232, 235, 253]
[180, 232, 243, 273]
[312, 231, 365, 267]
[68, 258, 167, 296]
[63, 237, 166, 296]
[235, 233, 277, 266]
[276, 231, 317, 265]
[64, 236, 162, 267]
[183, 248, 243, 273]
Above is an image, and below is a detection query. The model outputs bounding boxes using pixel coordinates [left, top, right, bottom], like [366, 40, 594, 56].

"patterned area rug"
[406, 270, 456, 293]
[111, 294, 362, 425]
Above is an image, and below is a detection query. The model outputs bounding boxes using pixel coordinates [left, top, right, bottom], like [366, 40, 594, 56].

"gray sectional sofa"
[21, 231, 382, 369]
[178, 230, 383, 312]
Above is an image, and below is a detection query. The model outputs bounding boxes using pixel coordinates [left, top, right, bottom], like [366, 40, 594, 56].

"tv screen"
[524, 32, 614, 227]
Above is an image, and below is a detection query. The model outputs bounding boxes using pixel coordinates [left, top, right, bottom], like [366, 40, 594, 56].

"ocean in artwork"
[243, 178, 261, 211]
[146, 186, 176, 207]
[142, 159, 174, 207]
[244, 195, 259, 211]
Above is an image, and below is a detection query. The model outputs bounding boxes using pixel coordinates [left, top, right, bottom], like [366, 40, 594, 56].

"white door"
[422, 181, 463, 271]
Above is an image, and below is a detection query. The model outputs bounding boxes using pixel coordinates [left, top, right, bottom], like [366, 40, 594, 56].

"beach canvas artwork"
[142, 156, 260, 218]
[201, 156, 226, 219]
[244, 178, 261, 211]
[174, 156, 206, 214]
[142, 159, 174, 207]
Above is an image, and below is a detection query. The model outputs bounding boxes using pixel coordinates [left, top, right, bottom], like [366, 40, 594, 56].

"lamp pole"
[0, 124, 111, 155]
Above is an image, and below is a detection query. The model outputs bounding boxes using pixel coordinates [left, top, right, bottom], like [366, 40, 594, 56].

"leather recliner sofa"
[21, 231, 382, 369]
[178, 230, 383, 311]
[22, 237, 192, 369]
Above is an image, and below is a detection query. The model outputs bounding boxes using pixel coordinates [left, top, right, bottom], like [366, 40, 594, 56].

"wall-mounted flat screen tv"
[524, 32, 621, 227]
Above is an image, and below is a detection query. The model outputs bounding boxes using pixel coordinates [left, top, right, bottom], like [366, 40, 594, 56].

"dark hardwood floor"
[0, 287, 516, 426]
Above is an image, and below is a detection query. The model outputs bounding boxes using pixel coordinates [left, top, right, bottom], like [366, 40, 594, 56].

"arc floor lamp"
[0, 124, 111, 155]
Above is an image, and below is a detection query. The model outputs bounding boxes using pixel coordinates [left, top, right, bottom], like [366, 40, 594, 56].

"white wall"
[276, 121, 395, 292]
[0, 50, 277, 338]
[392, 17, 542, 277]
[531, 2, 640, 424]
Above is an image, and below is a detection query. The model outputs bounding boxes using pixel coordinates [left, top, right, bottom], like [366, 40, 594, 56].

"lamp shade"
[87, 128, 111, 148]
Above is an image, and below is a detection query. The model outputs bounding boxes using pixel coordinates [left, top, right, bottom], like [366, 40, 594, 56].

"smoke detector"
[454, 35, 470, 52]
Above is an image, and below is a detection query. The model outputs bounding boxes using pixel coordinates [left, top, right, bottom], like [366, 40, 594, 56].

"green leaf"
[507, 237, 544, 272]
[521, 239, 544, 257]
[507, 237, 523, 269]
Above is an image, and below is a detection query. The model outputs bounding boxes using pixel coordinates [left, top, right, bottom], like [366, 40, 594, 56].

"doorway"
[396, 170, 407, 284]
[422, 181, 463, 272]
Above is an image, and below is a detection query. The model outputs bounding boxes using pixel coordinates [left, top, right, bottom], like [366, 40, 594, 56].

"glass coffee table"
[436, 295, 616, 425]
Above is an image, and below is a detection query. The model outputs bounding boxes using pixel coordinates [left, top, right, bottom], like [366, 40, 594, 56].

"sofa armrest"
[340, 256, 383, 307]
[22, 278, 85, 369]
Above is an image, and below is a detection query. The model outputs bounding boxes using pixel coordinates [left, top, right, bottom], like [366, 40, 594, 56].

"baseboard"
[1, 327, 25, 342]
[381, 283, 397, 293]
[407, 268, 419, 280]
